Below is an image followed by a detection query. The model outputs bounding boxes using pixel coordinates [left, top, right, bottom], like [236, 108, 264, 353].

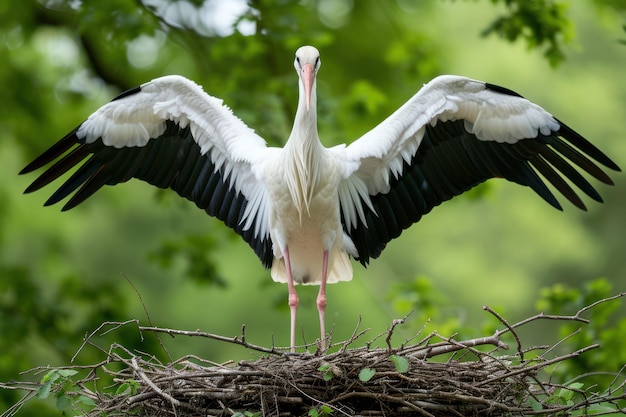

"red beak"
[302, 63, 314, 111]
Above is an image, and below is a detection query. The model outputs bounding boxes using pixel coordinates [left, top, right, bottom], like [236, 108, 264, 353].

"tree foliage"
[481, 0, 573, 66]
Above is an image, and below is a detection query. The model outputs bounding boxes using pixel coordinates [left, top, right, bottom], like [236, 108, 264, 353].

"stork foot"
[317, 292, 327, 350]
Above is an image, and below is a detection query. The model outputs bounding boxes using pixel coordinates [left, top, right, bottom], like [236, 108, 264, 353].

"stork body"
[267, 48, 348, 286]
[21, 46, 619, 352]
[265, 48, 353, 348]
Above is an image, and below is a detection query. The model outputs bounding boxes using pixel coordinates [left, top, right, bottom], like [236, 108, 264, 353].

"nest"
[3, 296, 626, 417]
[100, 342, 537, 416]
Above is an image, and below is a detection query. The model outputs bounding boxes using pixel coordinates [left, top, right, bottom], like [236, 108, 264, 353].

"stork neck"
[289, 81, 319, 146]
[284, 79, 322, 220]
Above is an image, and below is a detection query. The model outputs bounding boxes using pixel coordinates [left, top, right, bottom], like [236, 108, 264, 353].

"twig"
[338, 316, 367, 354]
[499, 292, 626, 336]
[386, 311, 412, 351]
[409, 332, 508, 359]
[285, 379, 353, 417]
[575, 292, 625, 317]
[129, 357, 180, 407]
[120, 273, 172, 362]
[484, 305, 524, 360]
[136, 325, 287, 355]
[475, 344, 600, 387]
[540, 327, 582, 359]
[72, 319, 140, 363]
[0, 391, 37, 417]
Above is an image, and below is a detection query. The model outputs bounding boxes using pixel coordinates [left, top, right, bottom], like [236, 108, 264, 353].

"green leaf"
[529, 398, 543, 411]
[36, 381, 52, 400]
[390, 355, 409, 373]
[115, 379, 140, 395]
[557, 388, 571, 402]
[115, 383, 131, 395]
[57, 369, 78, 378]
[56, 392, 72, 411]
[129, 379, 140, 395]
[318, 364, 333, 381]
[41, 370, 60, 384]
[318, 364, 328, 370]
[309, 405, 333, 417]
[586, 403, 621, 414]
[77, 395, 96, 407]
[558, 382, 584, 402]
[358, 368, 376, 382]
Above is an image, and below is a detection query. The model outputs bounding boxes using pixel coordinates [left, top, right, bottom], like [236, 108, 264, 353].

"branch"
[503, 292, 626, 333]
[34, 6, 133, 91]
[130, 357, 180, 408]
[136, 324, 289, 355]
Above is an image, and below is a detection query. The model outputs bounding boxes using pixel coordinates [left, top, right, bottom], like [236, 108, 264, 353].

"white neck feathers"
[285, 78, 322, 221]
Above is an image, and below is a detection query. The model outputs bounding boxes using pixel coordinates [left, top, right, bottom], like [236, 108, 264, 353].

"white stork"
[21, 46, 619, 351]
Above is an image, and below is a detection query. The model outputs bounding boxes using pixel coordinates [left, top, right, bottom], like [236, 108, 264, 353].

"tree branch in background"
[33, 4, 133, 91]
[78, 34, 133, 92]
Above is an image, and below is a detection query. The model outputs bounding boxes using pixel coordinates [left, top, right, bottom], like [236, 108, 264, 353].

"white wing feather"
[77, 75, 274, 239]
[336, 75, 559, 230]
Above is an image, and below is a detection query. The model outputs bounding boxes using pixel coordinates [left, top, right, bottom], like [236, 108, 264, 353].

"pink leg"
[284, 247, 298, 352]
[317, 250, 329, 350]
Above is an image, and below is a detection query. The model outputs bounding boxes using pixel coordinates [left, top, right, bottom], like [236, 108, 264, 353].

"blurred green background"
[1, 0, 625, 415]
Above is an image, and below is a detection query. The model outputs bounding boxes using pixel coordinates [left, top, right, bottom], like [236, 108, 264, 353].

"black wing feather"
[345, 117, 619, 266]
[21, 120, 273, 269]
[21, 129, 80, 175]
[557, 121, 620, 171]
[45, 154, 103, 207]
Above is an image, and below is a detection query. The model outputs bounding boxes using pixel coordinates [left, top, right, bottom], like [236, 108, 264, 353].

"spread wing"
[20, 75, 277, 267]
[335, 75, 620, 266]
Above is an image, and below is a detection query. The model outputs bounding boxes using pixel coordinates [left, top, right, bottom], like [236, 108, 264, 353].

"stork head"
[294, 46, 320, 111]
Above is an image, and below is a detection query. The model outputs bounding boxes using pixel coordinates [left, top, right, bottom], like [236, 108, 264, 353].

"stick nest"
[3, 295, 626, 417]
[103, 341, 545, 416]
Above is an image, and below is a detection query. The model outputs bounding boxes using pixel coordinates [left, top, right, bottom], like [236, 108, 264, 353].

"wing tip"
[556, 120, 621, 173]
[20, 128, 81, 175]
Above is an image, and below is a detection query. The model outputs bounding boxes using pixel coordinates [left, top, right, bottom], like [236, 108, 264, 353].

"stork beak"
[302, 63, 314, 111]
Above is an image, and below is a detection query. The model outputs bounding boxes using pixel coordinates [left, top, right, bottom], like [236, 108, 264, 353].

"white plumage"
[21, 45, 619, 351]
